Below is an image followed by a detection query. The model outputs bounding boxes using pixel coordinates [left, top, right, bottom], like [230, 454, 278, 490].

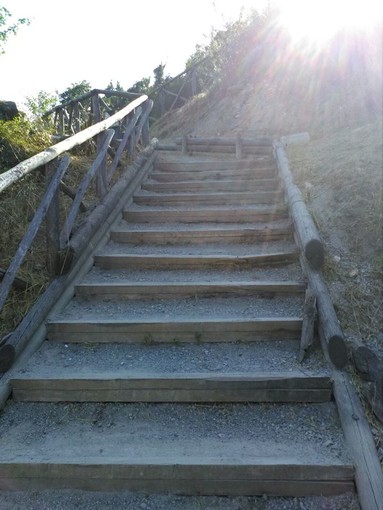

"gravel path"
[15, 340, 329, 377]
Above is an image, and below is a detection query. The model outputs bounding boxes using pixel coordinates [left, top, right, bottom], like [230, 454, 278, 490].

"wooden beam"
[0, 156, 70, 313]
[333, 371, 383, 510]
[302, 257, 347, 369]
[274, 143, 324, 269]
[0, 95, 148, 193]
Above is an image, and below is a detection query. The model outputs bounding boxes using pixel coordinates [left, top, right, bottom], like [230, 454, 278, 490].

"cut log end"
[0, 344, 16, 373]
[328, 335, 348, 369]
[305, 239, 324, 270]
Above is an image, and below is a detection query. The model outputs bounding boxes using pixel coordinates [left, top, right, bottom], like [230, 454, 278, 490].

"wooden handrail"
[0, 95, 148, 193]
[44, 88, 142, 116]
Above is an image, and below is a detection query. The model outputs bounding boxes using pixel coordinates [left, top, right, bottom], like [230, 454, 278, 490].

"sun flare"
[276, 0, 382, 44]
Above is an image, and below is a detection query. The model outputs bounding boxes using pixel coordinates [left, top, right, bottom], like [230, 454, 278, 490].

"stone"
[0, 101, 19, 121]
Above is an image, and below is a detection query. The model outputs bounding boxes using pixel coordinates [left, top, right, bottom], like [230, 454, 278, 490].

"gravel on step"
[53, 295, 304, 321]
[0, 401, 351, 465]
[81, 265, 304, 284]
[98, 240, 298, 256]
[15, 340, 329, 377]
[0, 490, 359, 510]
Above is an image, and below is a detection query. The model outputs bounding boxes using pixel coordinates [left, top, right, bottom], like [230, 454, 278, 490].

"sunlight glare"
[277, 0, 382, 44]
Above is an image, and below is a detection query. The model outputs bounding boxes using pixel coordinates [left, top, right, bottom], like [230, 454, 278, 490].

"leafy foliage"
[59, 80, 91, 104]
[25, 90, 58, 118]
[0, 116, 51, 171]
[0, 5, 29, 54]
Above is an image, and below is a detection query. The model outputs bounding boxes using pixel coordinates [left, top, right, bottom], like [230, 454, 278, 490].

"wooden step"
[134, 192, 283, 206]
[148, 170, 277, 183]
[12, 372, 332, 403]
[75, 281, 306, 299]
[110, 224, 293, 244]
[94, 250, 300, 269]
[123, 206, 288, 224]
[154, 159, 274, 172]
[143, 179, 278, 192]
[46, 318, 302, 343]
[0, 401, 354, 494]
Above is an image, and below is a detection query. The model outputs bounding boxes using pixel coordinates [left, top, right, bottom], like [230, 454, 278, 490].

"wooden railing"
[45, 89, 143, 137]
[0, 95, 153, 316]
[45, 61, 206, 138]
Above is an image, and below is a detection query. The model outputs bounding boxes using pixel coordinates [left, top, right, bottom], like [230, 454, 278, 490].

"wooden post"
[73, 101, 80, 133]
[91, 93, 101, 124]
[58, 109, 64, 136]
[159, 88, 165, 117]
[333, 371, 383, 510]
[45, 160, 61, 275]
[298, 288, 317, 362]
[96, 131, 109, 198]
[191, 68, 197, 97]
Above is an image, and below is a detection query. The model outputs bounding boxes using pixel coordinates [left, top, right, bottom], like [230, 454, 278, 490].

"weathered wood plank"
[46, 318, 302, 343]
[133, 191, 283, 206]
[148, 171, 277, 184]
[275, 144, 324, 269]
[299, 288, 317, 362]
[123, 206, 288, 224]
[0, 156, 70, 312]
[153, 160, 274, 172]
[0, 463, 354, 494]
[75, 281, 306, 298]
[94, 251, 300, 270]
[333, 371, 383, 510]
[303, 258, 348, 369]
[110, 225, 293, 244]
[0, 95, 148, 193]
[59, 130, 115, 248]
[143, 179, 278, 193]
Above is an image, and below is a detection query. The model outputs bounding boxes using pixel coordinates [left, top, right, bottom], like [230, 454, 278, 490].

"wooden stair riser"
[75, 282, 306, 299]
[0, 463, 354, 495]
[12, 375, 332, 403]
[150, 167, 280, 182]
[110, 227, 293, 244]
[46, 319, 302, 343]
[143, 181, 278, 193]
[94, 252, 300, 270]
[154, 159, 275, 172]
[134, 192, 283, 207]
[123, 208, 288, 224]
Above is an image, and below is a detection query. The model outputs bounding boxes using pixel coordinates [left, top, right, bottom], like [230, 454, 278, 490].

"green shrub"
[0, 116, 51, 172]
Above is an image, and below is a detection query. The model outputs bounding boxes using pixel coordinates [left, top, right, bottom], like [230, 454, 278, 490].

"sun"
[276, 0, 382, 44]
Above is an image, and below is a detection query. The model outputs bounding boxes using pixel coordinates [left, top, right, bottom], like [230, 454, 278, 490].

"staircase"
[0, 149, 355, 498]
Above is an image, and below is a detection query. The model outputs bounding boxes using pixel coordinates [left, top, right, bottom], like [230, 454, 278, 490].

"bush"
[0, 116, 51, 172]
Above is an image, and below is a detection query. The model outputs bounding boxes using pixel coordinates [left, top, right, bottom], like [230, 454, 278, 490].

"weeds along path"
[0, 145, 368, 509]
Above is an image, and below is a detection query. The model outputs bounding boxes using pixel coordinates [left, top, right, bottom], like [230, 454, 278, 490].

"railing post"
[91, 92, 101, 124]
[96, 131, 109, 198]
[45, 159, 61, 275]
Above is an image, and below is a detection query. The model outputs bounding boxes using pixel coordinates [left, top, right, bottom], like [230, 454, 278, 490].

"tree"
[0, 6, 29, 54]
[25, 90, 58, 118]
[127, 77, 151, 95]
[104, 80, 129, 111]
[59, 80, 91, 104]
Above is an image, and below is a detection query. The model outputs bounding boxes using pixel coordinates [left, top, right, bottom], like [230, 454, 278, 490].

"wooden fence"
[46, 61, 206, 136]
[0, 95, 152, 317]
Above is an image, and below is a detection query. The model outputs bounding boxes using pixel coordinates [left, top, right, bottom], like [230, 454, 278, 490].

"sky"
[0, 0, 268, 108]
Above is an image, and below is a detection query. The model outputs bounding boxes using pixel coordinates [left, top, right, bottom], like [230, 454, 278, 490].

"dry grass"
[286, 119, 383, 349]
